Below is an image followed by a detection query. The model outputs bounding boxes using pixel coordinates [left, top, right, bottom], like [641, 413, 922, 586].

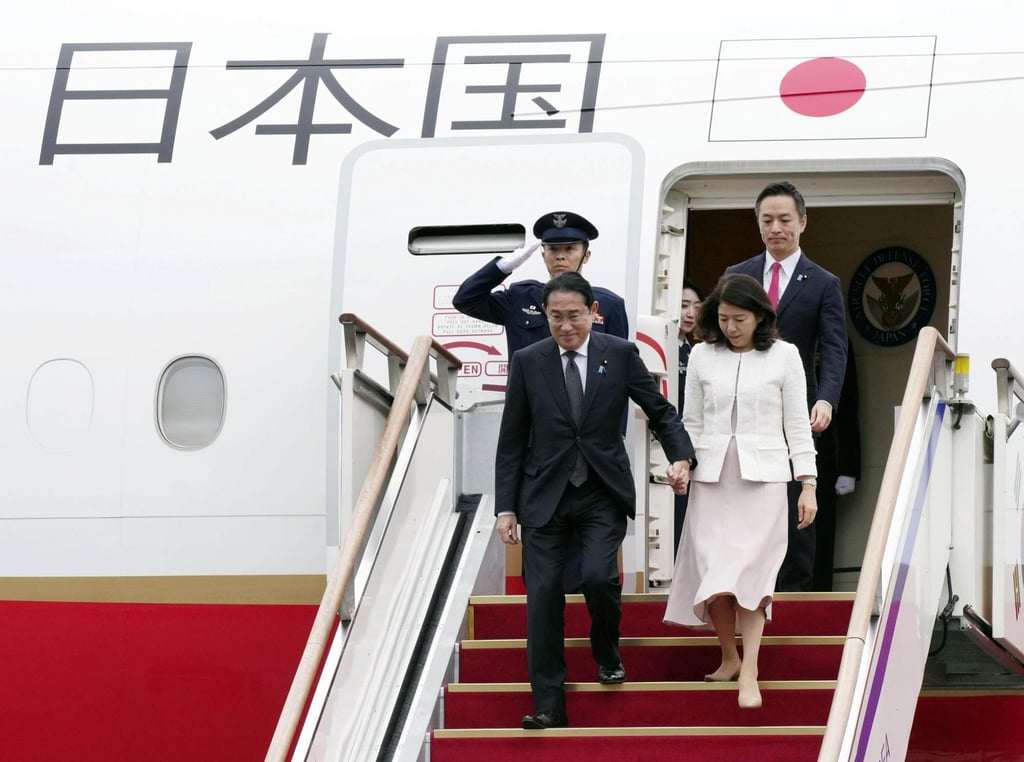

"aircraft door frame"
[326, 134, 647, 561]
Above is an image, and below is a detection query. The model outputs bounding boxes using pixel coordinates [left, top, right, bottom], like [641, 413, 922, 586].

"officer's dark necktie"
[679, 340, 691, 371]
[564, 351, 588, 486]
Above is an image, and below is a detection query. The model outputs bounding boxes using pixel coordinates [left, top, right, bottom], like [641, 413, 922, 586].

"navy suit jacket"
[727, 253, 848, 410]
[453, 258, 629, 356]
[495, 332, 694, 527]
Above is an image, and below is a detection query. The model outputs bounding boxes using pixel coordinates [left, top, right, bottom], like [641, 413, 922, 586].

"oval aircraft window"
[156, 355, 226, 450]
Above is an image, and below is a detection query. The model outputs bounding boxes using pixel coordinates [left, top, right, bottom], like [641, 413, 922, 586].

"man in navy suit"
[494, 272, 695, 729]
[726, 181, 848, 592]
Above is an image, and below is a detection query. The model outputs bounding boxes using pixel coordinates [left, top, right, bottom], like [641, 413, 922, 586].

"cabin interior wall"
[684, 204, 954, 590]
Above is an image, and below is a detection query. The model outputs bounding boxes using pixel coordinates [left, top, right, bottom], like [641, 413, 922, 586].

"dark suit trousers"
[813, 426, 839, 591]
[521, 476, 627, 713]
[776, 480, 816, 592]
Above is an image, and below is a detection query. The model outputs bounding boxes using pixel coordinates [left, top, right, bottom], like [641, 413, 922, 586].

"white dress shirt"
[763, 249, 802, 302]
[559, 336, 590, 393]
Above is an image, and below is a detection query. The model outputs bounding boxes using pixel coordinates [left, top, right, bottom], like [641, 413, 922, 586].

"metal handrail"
[818, 326, 955, 761]
[265, 319, 461, 762]
[991, 358, 1024, 437]
[338, 313, 461, 406]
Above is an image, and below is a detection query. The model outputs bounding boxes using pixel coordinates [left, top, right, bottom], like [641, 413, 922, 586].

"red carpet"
[458, 639, 843, 683]
[444, 683, 833, 728]
[436, 593, 841, 760]
[908, 692, 1024, 761]
[431, 733, 823, 762]
[471, 595, 855, 639]
[8, 597, 1020, 760]
[0, 600, 316, 762]
[438, 592, 1024, 760]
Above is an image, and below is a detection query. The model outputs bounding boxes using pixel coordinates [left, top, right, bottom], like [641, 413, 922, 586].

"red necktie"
[768, 261, 781, 310]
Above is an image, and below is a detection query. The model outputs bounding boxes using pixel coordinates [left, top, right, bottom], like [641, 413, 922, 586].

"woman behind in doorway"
[663, 273, 817, 709]
[673, 279, 704, 557]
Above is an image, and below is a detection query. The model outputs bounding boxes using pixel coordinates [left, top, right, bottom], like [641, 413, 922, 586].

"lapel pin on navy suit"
[796, 273, 809, 282]
[598, 359, 608, 375]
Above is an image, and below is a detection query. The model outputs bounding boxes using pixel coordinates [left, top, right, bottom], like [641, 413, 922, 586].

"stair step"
[431, 725, 824, 761]
[439, 593, 845, 760]
[458, 636, 844, 683]
[469, 593, 854, 639]
[444, 680, 835, 728]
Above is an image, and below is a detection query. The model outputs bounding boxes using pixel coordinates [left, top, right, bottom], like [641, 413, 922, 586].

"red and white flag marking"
[709, 36, 936, 141]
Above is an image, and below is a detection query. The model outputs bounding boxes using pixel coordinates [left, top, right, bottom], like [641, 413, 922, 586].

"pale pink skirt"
[663, 437, 788, 628]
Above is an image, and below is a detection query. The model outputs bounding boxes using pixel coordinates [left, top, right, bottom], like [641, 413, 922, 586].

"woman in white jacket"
[664, 273, 817, 709]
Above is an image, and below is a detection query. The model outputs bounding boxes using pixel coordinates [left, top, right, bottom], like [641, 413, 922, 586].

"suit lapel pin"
[598, 359, 608, 375]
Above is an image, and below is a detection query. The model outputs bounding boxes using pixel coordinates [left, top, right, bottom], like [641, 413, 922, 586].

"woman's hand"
[796, 484, 818, 529]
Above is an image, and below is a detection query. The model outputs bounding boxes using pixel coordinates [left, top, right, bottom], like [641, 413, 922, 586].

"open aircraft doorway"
[662, 162, 963, 592]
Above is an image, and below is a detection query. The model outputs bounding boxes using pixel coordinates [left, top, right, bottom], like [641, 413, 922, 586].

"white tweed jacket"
[683, 340, 816, 483]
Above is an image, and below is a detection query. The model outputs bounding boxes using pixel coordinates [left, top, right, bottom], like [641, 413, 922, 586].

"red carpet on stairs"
[472, 594, 855, 639]
[441, 592, 1024, 761]
[458, 637, 843, 683]
[444, 683, 834, 728]
[432, 732, 824, 762]
[433, 593, 846, 761]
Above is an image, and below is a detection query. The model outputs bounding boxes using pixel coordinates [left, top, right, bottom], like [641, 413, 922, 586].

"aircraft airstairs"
[267, 319, 1024, 762]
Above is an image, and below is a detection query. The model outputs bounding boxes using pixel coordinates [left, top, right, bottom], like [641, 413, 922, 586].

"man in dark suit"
[495, 272, 695, 729]
[456, 211, 629, 594]
[726, 181, 848, 592]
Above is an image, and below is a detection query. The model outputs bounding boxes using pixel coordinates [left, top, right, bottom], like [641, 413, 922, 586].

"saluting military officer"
[453, 211, 629, 356]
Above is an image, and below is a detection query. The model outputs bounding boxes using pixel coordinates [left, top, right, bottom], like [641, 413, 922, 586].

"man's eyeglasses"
[546, 312, 590, 325]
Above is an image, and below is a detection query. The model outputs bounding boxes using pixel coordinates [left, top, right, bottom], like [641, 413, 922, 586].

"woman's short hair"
[697, 273, 778, 350]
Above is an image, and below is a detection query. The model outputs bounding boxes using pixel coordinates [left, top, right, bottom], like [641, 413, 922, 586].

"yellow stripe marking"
[0, 575, 326, 605]
[468, 592, 855, 604]
[446, 680, 837, 693]
[433, 725, 826, 738]
[460, 635, 845, 649]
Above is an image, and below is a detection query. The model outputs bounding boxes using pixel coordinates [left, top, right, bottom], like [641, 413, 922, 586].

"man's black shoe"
[521, 710, 569, 729]
[598, 663, 627, 684]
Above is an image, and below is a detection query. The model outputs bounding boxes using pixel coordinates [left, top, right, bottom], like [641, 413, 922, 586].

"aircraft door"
[327, 134, 645, 543]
